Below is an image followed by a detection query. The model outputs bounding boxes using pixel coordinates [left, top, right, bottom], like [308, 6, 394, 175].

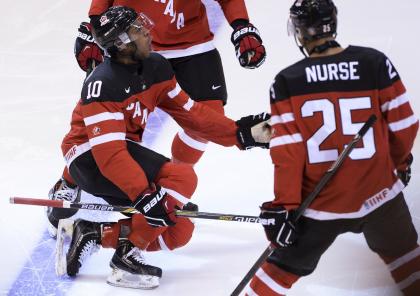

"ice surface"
[1, 0, 419, 295]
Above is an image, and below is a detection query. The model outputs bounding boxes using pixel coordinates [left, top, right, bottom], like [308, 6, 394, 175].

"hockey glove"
[236, 112, 272, 150]
[74, 22, 104, 72]
[231, 21, 266, 69]
[132, 184, 178, 227]
[397, 153, 413, 186]
[260, 201, 297, 248]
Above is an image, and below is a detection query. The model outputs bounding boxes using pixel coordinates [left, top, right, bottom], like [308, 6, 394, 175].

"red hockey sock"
[246, 262, 300, 296]
[381, 245, 420, 296]
[171, 100, 224, 165]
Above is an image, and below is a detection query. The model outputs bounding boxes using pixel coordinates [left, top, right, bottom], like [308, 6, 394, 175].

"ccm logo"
[143, 190, 165, 213]
[78, 32, 94, 42]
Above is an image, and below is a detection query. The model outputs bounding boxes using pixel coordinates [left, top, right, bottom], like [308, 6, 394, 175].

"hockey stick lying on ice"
[9, 197, 263, 224]
[230, 114, 377, 296]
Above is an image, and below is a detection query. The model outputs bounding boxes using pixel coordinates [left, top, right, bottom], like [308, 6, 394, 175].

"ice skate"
[55, 219, 101, 277]
[107, 239, 162, 289]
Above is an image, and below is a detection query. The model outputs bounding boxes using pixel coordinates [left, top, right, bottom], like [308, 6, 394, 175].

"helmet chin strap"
[294, 35, 340, 58]
[294, 35, 310, 57]
[308, 40, 340, 55]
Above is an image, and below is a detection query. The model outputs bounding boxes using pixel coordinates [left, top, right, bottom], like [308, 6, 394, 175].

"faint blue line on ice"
[7, 231, 73, 296]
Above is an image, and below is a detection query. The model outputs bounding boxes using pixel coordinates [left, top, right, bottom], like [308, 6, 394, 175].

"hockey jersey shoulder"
[271, 45, 400, 99]
[141, 53, 174, 85]
[81, 59, 133, 104]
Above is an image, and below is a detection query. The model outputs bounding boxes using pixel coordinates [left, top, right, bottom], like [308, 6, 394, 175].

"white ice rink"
[1, 0, 419, 295]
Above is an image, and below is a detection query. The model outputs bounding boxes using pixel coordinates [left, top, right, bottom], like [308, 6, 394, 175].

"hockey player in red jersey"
[247, 1, 419, 295]
[79, 0, 266, 165]
[47, 0, 267, 236]
[53, 6, 270, 289]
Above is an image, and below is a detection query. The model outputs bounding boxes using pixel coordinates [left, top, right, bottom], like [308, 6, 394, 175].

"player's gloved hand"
[260, 201, 297, 248]
[231, 21, 266, 69]
[75, 22, 104, 72]
[397, 153, 413, 186]
[132, 184, 178, 227]
[236, 112, 272, 150]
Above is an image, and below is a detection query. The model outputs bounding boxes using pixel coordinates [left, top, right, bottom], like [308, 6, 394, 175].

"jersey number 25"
[301, 96, 375, 164]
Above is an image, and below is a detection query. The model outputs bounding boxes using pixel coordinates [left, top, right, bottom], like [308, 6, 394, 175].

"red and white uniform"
[269, 46, 418, 219]
[89, 0, 249, 58]
[247, 46, 419, 296]
[62, 54, 238, 201]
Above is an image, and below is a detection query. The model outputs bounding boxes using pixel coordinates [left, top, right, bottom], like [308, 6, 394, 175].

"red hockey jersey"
[269, 46, 418, 219]
[62, 53, 238, 201]
[89, 0, 249, 57]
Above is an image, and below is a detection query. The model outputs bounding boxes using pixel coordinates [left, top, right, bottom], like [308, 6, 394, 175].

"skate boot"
[56, 219, 102, 277]
[107, 239, 162, 289]
[46, 178, 81, 238]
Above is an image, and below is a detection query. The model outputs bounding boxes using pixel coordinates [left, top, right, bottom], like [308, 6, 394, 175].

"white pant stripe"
[156, 40, 215, 59]
[303, 180, 404, 220]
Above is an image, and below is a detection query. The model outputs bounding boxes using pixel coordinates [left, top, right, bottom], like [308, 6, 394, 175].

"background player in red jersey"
[246, 1, 419, 295]
[47, 0, 267, 236]
[53, 6, 270, 289]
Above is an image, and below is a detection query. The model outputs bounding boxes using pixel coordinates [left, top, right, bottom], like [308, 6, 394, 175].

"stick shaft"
[9, 197, 261, 223]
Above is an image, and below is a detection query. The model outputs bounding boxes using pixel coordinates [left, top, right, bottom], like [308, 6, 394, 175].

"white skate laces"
[78, 240, 100, 266]
[53, 183, 79, 202]
[126, 247, 147, 265]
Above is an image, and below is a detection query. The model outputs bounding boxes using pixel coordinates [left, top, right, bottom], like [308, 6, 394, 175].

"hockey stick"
[230, 114, 377, 296]
[9, 197, 263, 224]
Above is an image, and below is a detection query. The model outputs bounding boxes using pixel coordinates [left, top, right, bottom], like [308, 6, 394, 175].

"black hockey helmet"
[91, 6, 154, 53]
[288, 0, 337, 42]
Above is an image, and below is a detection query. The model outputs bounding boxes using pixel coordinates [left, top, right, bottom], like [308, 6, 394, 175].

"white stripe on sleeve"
[388, 115, 418, 132]
[271, 113, 295, 125]
[89, 132, 126, 147]
[270, 133, 303, 148]
[381, 93, 409, 112]
[84, 112, 124, 126]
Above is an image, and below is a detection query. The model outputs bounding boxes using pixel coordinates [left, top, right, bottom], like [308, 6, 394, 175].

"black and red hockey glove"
[236, 112, 271, 150]
[259, 201, 298, 248]
[74, 22, 104, 72]
[132, 184, 178, 227]
[231, 21, 266, 69]
[397, 153, 413, 186]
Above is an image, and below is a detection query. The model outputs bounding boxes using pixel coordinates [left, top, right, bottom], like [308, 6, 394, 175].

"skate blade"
[55, 219, 74, 276]
[106, 268, 160, 289]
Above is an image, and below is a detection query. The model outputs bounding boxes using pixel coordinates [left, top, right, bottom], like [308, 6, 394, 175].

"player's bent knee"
[160, 218, 195, 250]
